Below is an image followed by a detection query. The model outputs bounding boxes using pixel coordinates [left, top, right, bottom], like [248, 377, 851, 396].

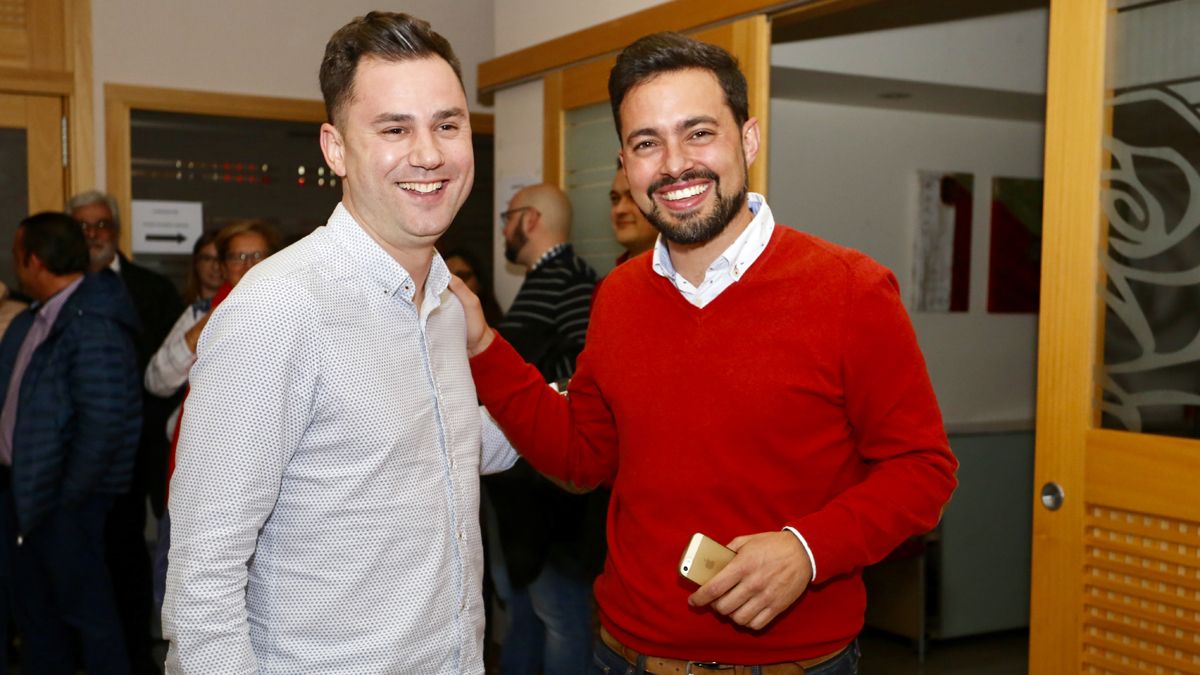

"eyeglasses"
[79, 219, 116, 232]
[224, 251, 267, 265]
[196, 254, 220, 265]
[498, 206, 533, 227]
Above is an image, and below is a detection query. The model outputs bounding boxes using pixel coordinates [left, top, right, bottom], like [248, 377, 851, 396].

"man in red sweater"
[453, 32, 957, 674]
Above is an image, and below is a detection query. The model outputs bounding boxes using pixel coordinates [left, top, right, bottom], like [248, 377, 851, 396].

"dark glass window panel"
[1100, 50, 1200, 437]
[0, 128, 28, 292]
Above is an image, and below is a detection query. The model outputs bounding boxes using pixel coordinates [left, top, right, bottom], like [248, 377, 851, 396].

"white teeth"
[662, 184, 708, 201]
[398, 181, 444, 193]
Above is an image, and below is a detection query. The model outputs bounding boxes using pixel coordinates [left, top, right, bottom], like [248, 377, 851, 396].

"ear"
[25, 251, 47, 275]
[522, 207, 539, 235]
[741, 117, 760, 168]
[320, 122, 347, 177]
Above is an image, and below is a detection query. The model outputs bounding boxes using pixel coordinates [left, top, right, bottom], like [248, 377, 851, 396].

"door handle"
[1040, 482, 1064, 511]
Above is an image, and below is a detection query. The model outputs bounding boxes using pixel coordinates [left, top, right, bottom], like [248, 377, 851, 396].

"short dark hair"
[19, 211, 90, 276]
[320, 12, 463, 126]
[214, 219, 282, 260]
[608, 32, 749, 140]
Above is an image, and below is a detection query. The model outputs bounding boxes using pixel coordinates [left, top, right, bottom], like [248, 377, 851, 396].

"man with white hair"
[68, 189, 183, 675]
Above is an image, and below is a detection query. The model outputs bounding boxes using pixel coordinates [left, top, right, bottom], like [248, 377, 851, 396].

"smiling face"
[618, 68, 758, 247]
[320, 55, 474, 259]
[610, 169, 658, 256]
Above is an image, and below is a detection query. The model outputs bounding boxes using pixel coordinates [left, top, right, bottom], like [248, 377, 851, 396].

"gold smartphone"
[678, 532, 735, 586]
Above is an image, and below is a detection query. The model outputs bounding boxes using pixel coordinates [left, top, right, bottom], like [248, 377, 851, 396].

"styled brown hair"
[607, 32, 749, 140]
[319, 12, 463, 126]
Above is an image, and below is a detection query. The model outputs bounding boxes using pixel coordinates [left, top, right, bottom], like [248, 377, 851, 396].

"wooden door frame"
[1028, 1, 1107, 669]
[0, 93, 66, 213]
[479, 0, 880, 102]
[0, 0, 95, 199]
[103, 85, 327, 258]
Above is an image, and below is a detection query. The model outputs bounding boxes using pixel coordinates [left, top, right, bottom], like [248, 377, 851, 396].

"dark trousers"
[1, 490, 130, 675]
[105, 484, 155, 674]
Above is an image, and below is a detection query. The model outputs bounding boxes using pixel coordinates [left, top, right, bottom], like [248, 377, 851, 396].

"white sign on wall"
[131, 200, 203, 254]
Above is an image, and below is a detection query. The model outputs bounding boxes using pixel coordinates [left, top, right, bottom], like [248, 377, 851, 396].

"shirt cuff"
[783, 526, 817, 582]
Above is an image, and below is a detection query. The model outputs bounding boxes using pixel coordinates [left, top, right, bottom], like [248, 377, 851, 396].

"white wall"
[91, 0, 494, 189]
[493, 80, 545, 307]
[769, 98, 1043, 427]
[771, 8, 1047, 94]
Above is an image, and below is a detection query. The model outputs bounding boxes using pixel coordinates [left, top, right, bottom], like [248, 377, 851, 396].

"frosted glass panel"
[1101, 0, 1200, 437]
[564, 103, 623, 276]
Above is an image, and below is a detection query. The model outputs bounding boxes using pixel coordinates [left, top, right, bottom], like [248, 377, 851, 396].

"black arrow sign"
[146, 233, 187, 243]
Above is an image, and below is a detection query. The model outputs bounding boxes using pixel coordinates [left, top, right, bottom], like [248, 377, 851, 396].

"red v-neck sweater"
[472, 224, 957, 663]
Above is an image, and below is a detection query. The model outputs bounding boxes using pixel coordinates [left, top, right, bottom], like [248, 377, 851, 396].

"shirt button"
[457, 530, 464, 540]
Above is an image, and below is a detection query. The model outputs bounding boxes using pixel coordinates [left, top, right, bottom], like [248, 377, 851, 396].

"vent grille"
[0, 1, 25, 31]
[1081, 505, 1200, 673]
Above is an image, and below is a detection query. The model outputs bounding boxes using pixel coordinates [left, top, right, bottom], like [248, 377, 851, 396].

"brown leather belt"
[599, 626, 846, 675]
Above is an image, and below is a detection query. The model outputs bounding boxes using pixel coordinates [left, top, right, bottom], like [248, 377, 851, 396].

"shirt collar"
[530, 243, 569, 273]
[325, 203, 450, 305]
[37, 275, 85, 326]
[652, 192, 775, 282]
[108, 253, 121, 274]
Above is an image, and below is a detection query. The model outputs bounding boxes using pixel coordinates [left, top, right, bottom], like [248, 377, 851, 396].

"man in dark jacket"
[0, 211, 142, 675]
[69, 190, 182, 674]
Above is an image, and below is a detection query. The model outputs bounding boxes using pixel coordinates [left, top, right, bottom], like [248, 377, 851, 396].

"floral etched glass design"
[1101, 0, 1200, 437]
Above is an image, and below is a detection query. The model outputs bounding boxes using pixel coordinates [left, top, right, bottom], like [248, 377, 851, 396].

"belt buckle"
[686, 662, 734, 673]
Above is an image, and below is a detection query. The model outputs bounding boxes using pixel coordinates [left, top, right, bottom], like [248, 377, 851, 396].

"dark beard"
[503, 223, 527, 264]
[643, 169, 747, 246]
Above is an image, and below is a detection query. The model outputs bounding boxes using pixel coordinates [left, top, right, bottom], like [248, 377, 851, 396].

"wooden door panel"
[0, 92, 64, 211]
[1032, 1, 1200, 673]
[24, 93, 63, 212]
[1081, 504, 1200, 673]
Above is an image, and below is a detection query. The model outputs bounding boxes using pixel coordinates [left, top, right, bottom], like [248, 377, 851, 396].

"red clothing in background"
[471, 224, 957, 663]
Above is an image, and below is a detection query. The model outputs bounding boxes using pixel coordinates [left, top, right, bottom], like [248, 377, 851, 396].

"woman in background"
[145, 232, 223, 402]
[444, 247, 503, 326]
[151, 219, 281, 609]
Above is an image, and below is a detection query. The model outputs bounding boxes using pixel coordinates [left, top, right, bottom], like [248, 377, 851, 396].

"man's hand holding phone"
[684, 531, 813, 631]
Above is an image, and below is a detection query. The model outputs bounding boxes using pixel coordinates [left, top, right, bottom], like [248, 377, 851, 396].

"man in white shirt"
[162, 12, 517, 674]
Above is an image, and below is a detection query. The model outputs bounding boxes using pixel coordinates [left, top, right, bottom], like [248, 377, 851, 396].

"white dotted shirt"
[163, 204, 517, 674]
